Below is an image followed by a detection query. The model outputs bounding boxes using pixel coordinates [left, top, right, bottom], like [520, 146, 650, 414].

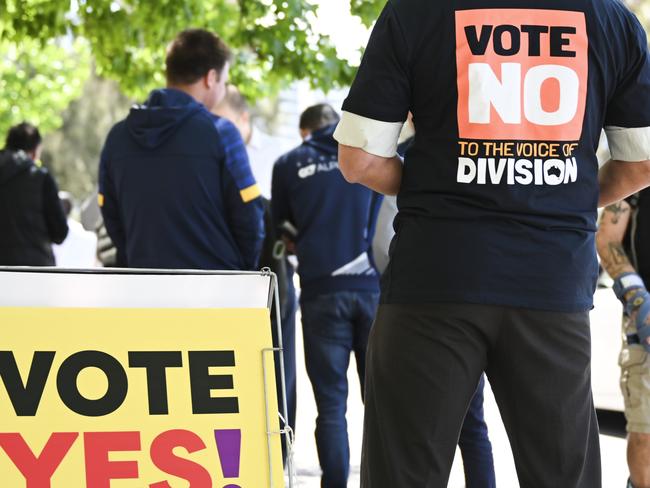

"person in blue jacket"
[99, 29, 264, 270]
[272, 104, 381, 488]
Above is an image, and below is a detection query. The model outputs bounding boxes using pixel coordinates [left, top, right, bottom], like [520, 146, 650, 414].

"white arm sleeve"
[605, 126, 650, 162]
[334, 111, 404, 158]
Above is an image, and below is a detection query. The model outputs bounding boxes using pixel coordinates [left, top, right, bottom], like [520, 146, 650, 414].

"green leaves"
[0, 0, 385, 140]
[0, 0, 70, 41]
[0, 0, 376, 103]
[0, 37, 90, 138]
[349, 0, 384, 27]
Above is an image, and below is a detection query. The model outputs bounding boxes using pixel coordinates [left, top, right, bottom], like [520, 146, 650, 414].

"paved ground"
[287, 310, 630, 488]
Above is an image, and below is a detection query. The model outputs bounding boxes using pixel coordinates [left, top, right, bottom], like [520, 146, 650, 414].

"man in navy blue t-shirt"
[335, 1, 650, 487]
[272, 104, 381, 488]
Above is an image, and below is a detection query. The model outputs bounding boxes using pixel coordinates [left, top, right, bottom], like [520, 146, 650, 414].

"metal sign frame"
[0, 266, 294, 488]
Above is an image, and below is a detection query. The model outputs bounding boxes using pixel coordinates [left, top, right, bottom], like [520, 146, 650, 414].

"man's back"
[340, 0, 650, 312]
[335, 3, 650, 487]
[0, 150, 68, 266]
[275, 112, 382, 488]
[272, 124, 380, 299]
[100, 88, 264, 270]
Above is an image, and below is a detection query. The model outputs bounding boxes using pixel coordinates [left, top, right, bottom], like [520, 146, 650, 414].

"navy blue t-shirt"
[340, 0, 650, 312]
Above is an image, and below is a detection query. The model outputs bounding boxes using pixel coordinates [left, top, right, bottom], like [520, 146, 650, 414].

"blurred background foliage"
[0, 0, 386, 198]
[0, 0, 648, 199]
[40, 73, 132, 198]
[349, 0, 384, 26]
[0, 38, 90, 138]
[0, 0, 379, 102]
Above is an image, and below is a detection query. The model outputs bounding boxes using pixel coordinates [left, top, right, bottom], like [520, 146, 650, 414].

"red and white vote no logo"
[456, 9, 589, 141]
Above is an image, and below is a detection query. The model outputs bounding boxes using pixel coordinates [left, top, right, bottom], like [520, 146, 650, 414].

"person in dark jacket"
[99, 29, 264, 270]
[0, 123, 68, 266]
[272, 104, 381, 488]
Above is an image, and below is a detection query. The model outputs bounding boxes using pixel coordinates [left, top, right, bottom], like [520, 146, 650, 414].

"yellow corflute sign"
[0, 307, 284, 488]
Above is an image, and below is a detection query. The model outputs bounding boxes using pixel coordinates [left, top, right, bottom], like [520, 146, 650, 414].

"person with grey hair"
[213, 85, 295, 199]
[214, 84, 299, 464]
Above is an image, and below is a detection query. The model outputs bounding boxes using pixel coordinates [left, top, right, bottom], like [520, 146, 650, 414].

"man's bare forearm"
[354, 156, 403, 196]
[601, 241, 635, 280]
[597, 200, 650, 327]
[599, 159, 650, 207]
[596, 201, 635, 280]
[339, 145, 403, 196]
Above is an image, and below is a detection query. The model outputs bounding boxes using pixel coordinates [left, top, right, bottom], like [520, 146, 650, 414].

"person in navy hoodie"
[99, 29, 264, 270]
[272, 104, 381, 488]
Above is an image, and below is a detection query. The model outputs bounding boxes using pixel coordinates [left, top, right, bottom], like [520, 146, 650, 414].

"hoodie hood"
[0, 150, 34, 186]
[304, 124, 339, 157]
[126, 88, 205, 149]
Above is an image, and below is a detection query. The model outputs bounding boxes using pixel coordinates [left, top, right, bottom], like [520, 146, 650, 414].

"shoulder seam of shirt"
[387, 1, 412, 67]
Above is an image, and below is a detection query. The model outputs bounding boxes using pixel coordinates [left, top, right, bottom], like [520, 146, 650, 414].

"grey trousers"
[361, 303, 601, 488]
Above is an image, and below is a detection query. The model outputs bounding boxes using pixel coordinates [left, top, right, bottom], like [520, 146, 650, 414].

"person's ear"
[205, 69, 218, 89]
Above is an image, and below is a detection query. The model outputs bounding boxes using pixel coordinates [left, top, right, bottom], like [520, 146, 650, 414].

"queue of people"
[3, 0, 650, 486]
[0, 27, 497, 488]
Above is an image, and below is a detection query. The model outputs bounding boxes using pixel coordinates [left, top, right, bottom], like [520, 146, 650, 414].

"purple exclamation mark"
[214, 429, 242, 488]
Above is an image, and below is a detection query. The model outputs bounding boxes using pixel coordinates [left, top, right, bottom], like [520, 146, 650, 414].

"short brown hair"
[166, 29, 232, 85]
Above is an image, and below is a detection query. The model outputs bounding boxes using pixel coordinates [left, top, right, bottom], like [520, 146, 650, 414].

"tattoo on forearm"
[598, 201, 635, 278]
[603, 242, 634, 278]
[605, 203, 630, 224]
[609, 243, 628, 265]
